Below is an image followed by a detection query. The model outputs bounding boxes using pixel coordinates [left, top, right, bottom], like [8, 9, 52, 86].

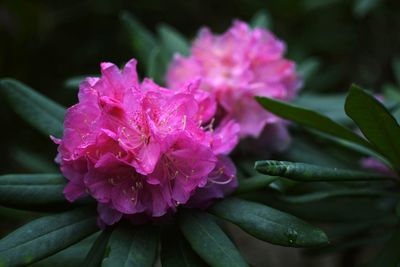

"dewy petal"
[54, 58, 231, 226]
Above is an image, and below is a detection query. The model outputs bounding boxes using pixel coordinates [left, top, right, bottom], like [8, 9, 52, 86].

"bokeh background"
[1, 1, 400, 266]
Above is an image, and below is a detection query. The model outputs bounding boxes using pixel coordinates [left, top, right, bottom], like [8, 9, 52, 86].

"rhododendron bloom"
[52, 59, 238, 226]
[166, 20, 302, 140]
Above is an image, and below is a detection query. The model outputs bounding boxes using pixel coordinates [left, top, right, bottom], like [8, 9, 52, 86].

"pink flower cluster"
[53, 59, 238, 225]
[167, 20, 301, 139]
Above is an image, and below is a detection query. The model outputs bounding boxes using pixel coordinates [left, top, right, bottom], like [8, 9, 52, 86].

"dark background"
[1, 0, 399, 176]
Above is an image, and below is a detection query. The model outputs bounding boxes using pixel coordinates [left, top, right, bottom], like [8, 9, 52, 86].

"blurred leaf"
[255, 160, 392, 182]
[392, 57, 400, 87]
[11, 147, 58, 173]
[179, 210, 248, 267]
[83, 228, 113, 267]
[210, 198, 328, 247]
[158, 24, 190, 57]
[64, 75, 96, 90]
[235, 175, 277, 194]
[281, 188, 391, 204]
[294, 93, 348, 123]
[354, 0, 381, 18]
[0, 78, 65, 137]
[365, 228, 400, 267]
[146, 47, 164, 84]
[256, 96, 376, 151]
[0, 208, 98, 267]
[297, 58, 321, 84]
[161, 225, 207, 267]
[102, 224, 158, 267]
[120, 11, 157, 66]
[345, 84, 400, 170]
[383, 83, 400, 103]
[0, 173, 68, 211]
[250, 10, 272, 29]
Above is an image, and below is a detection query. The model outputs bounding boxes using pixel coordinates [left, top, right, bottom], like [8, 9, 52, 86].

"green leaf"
[281, 188, 391, 204]
[255, 96, 375, 151]
[120, 11, 157, 65]
[0, 78, 65, 137]
[102, 224, 158, 267]
[345, 84, 400, 169]
[30, 234, 97, 267]
[250, 10, 272, 29]
[365, 228, 400, 267]
[393, 57, 400, 87]
[179, 210, 248, 267]
[161, 225, 207, 267]
[83, 229, 113, 267]
[234, 175, 277, 194]
[0, 208, 98, 267]
[297, 58, 321, 84]
[210, 198, 328, 247]
[255, 160, 393, 182]
[354, 0, 380, 18]
[294, 92, 347, 123]
[158, 24, 190, 57]
[146, 47, 164, 84]
[0, 173, 68, 211]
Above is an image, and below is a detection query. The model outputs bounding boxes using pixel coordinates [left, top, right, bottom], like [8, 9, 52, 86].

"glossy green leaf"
[161, 225, 207, 267]
[281, 188, 391, 204]
[83, 229, 113, 267]
[0, 173, 68, 211]
[235, 175, 277, 194]
[210, 198, 328, 247]
[345, 84, 400, 169]
[158, 24, 190, 57]
[250, 10, 272, 29]
[256, 96, 375, 151]
[0, 208, 98, 267]
[294, 92, 348, 123]
[365, 228, 400, 267]
[102, 224, 158, 267]
[255, 160, 392, 182]
[179, 210, 248, 267]
[0, 78, 65, 137]
[120, 11, 157, 65]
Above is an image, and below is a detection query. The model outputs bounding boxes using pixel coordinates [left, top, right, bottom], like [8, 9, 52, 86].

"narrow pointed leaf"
[158, 24, 190, 57]
[0, 173, 68, 211]
[179, 210, 249, 267]
[281, 188, 391, 204]
[83, 228, 113, 267]
[146, 47, 164, 84]
[255, 96, 375, 151]
[161, 225, 207, 267]
[120, 11, 157, 65]
[210, 198, 328, 247]
[0, 78, 65, 137]
[250, 10, 272, 29]
[235, 175, 277, 194]
[102, 224, 158, 267]
[345, 85, 400, 170]
[255, 160, 393, 182]
[0, 208, 98, 267]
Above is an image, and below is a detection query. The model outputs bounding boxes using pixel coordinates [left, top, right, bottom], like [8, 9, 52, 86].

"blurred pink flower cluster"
[53, 59, 238, 226]
[53, 21, 301, 225]
[167, 20, 301, 139]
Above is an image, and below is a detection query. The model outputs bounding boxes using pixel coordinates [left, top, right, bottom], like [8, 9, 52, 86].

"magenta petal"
[63, 182, 86, 202]
[97, 203, 123, 225]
